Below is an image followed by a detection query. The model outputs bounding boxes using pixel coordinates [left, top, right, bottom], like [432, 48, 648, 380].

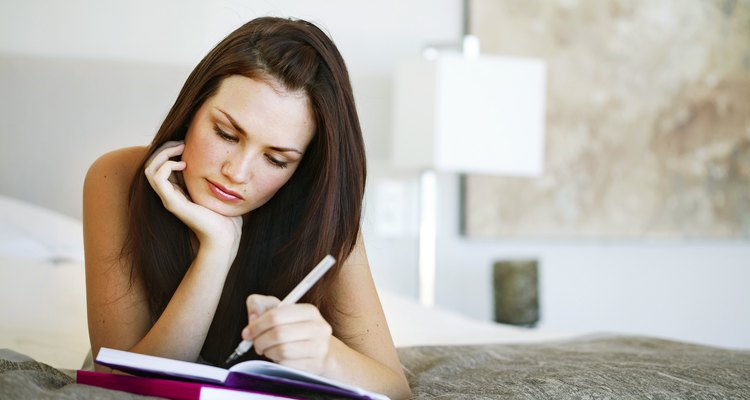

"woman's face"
[181, 75, 315, 217]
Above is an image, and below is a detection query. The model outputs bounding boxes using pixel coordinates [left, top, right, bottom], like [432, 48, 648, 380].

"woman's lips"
[207, 180, 243, 201]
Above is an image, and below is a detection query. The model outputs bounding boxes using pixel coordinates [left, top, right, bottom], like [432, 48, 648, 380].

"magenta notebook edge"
[76, 370, 300, 400]
[95, 356, 386, 400]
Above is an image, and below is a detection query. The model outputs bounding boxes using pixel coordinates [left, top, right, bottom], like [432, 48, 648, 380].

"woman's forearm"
[127, 244, 236, 361]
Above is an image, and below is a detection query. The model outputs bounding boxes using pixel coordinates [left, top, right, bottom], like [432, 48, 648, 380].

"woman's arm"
[323, 236, 411, 398]
[244, 234, 411, 399]
[83, 145, 239, 370]
[84, 147, 152, 363]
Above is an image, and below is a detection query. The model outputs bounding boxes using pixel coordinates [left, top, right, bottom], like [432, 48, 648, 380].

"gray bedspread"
[399, 336, 750, 399]
[2, 336, 749, 399]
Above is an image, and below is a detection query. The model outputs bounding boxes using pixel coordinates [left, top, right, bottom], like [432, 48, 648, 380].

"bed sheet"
[0, 254, 89, 370]
[380, 290, 578, 348]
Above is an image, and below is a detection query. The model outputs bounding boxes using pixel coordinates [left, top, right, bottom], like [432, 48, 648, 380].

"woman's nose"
[221, 151, 255, 183]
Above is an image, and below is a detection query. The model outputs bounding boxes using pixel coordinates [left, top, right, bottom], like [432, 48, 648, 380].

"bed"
[1, 195, 748, 399]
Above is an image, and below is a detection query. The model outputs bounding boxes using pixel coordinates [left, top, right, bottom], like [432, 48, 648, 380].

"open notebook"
[90, 347, 389, 400]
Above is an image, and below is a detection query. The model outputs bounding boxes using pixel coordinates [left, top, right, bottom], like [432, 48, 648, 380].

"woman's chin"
[197, 198, 250, 218]
[216, 208, 246, 218]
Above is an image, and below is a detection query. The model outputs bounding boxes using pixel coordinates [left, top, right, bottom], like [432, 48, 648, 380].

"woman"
[83, 17, 410, 398]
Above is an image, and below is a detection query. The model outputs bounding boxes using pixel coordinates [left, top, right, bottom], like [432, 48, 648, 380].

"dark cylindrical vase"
[493, 259, 539, 327]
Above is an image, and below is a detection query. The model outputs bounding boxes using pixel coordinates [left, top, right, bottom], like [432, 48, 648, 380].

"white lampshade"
[392, 53, 547, 176]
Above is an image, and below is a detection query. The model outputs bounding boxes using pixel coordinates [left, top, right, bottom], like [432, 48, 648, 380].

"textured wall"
[465, 0, 750, 238]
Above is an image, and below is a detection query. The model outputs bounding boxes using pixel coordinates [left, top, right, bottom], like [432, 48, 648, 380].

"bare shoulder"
[85, 146, 148, 193]
[83, 146, 149, 258]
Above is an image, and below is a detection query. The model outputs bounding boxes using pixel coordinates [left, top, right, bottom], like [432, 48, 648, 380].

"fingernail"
[248, 313, 258, 321]
[241, 327, 249, 338]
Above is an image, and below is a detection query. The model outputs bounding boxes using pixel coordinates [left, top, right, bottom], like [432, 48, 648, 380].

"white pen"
[225, 254, 337, 364]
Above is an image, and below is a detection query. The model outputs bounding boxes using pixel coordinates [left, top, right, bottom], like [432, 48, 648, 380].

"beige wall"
[466, 0, 750, 238]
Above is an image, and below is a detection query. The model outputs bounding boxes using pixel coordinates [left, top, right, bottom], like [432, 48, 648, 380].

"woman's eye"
[265, 155, 288, 169]
[213, 125, 238, 142]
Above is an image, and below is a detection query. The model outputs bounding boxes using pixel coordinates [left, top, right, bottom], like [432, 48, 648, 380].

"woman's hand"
[144, 141, 242, 253]
[243, 294, 333, 374]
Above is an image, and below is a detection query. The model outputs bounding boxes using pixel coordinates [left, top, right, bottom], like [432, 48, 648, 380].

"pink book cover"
[76, 370, 300, 400]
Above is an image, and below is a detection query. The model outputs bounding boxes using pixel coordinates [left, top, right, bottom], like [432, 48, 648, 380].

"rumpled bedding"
[399, 335, 750, 399]
[2, 336, 749, 399]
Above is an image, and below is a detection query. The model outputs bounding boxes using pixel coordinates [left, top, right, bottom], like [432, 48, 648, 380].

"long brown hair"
[122, 17, 366, 366]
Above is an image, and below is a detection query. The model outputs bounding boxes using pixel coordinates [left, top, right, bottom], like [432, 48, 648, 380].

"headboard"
[0, 53, 191, 218]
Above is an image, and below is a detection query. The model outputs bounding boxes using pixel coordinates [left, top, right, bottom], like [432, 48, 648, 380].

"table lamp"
[391, 37, 547, 306]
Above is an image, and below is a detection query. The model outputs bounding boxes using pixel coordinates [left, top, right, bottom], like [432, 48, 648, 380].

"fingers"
[153, 160, 185, 180]
[243, 303, 320, 338]
[242, 294, 281, 340]
[252, 319, 332, 365]
[148, 160, 187, 209]
[145, 140, 184, 173]
[245, 294, 281, 321]
[144, 142, 188, 210]
[261, 333, 330, 364]
[241, 303, 332, 363]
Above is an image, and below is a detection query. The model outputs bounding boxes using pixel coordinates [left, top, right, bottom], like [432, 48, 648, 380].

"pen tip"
[225, 353, 237, 364]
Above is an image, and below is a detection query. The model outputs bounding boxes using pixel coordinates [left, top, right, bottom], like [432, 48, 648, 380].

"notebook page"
[96, 347, 229, 383]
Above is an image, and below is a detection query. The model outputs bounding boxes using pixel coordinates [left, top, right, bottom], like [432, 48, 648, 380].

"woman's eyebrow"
[269, 146, 303, 155]
[216, 108, 248, 136]
[216, 107, 302, 155]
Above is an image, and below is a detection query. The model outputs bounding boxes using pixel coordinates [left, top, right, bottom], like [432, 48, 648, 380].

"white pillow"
[0, 195, 84, 262]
